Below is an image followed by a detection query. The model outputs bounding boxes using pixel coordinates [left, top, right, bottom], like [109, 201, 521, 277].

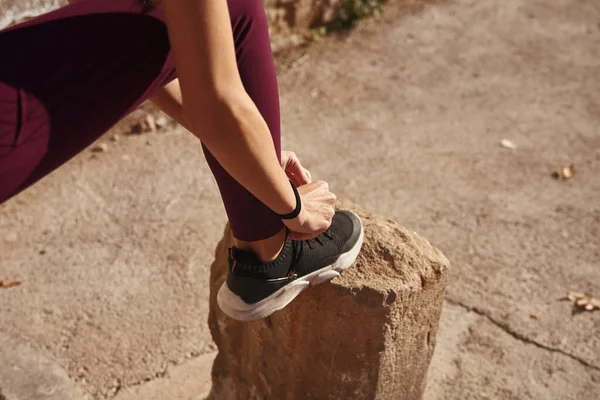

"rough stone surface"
[207, 199, 449, 400]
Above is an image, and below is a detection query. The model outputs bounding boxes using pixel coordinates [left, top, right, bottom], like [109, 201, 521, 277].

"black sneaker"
[217, 210, 364, 321]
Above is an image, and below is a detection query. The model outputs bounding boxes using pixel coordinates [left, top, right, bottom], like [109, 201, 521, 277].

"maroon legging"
[0, 0, 284, 242]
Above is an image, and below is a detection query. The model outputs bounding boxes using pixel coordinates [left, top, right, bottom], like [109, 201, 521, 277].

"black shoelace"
[292, 230, 336, 267]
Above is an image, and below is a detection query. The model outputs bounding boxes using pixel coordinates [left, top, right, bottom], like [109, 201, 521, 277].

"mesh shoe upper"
[226, 210, 360, 303]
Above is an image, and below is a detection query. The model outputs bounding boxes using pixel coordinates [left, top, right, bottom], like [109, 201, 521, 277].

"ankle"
[234, 227, 287, 263]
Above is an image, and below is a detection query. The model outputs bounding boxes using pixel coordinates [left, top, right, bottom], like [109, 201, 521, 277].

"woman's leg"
[0, 1, 175, 203]
[0, 0, 285, 250]
[200, 0, 286, 245]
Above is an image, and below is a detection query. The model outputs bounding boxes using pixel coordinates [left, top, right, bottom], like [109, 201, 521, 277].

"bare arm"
[161, 0, 296, 215]
[149, 79, 193, 131]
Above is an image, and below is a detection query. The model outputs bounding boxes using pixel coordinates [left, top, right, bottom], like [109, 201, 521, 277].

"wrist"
[274, 180, 301, 220]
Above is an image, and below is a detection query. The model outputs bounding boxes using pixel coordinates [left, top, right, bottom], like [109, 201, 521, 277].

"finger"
[285, 151, 298, 168]
[285, 151, 309, 184]
[291, 174, 304, 189]
[315, 180, 328, 191]
[304, 169, 312, 183]
[295, 167, 311, 186]
[330, 192, 337, 204]
[280, 150, 290, 168]
[284, 154, 304, 181]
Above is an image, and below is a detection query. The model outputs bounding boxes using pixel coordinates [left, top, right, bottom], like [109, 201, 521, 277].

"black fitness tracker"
[275, 180, 301, 220]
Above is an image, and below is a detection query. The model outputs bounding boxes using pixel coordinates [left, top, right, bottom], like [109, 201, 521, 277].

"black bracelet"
[275, 180, 301, 220]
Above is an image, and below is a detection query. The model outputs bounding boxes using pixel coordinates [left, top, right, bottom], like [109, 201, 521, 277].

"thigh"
[0, 82, 48, 200]
[0, 0, 176, 203]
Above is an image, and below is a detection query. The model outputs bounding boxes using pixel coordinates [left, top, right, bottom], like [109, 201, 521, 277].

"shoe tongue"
[231, 247, 262, 265]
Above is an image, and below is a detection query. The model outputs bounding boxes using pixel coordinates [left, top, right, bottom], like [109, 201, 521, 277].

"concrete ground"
[1, 0, 599, 398]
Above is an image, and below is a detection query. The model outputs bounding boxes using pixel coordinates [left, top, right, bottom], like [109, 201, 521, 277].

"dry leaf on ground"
[500, 139, 517, 150]
[552, 165, 575, 180]
[565, 291, 599, 311]
[0, 280, 22, 288]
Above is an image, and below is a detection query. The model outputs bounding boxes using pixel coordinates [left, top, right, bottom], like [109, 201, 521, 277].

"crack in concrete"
[445, 298, 600, 372]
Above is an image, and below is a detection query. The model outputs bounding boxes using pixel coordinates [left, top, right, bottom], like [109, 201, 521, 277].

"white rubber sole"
[217, 212, 364, 322]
